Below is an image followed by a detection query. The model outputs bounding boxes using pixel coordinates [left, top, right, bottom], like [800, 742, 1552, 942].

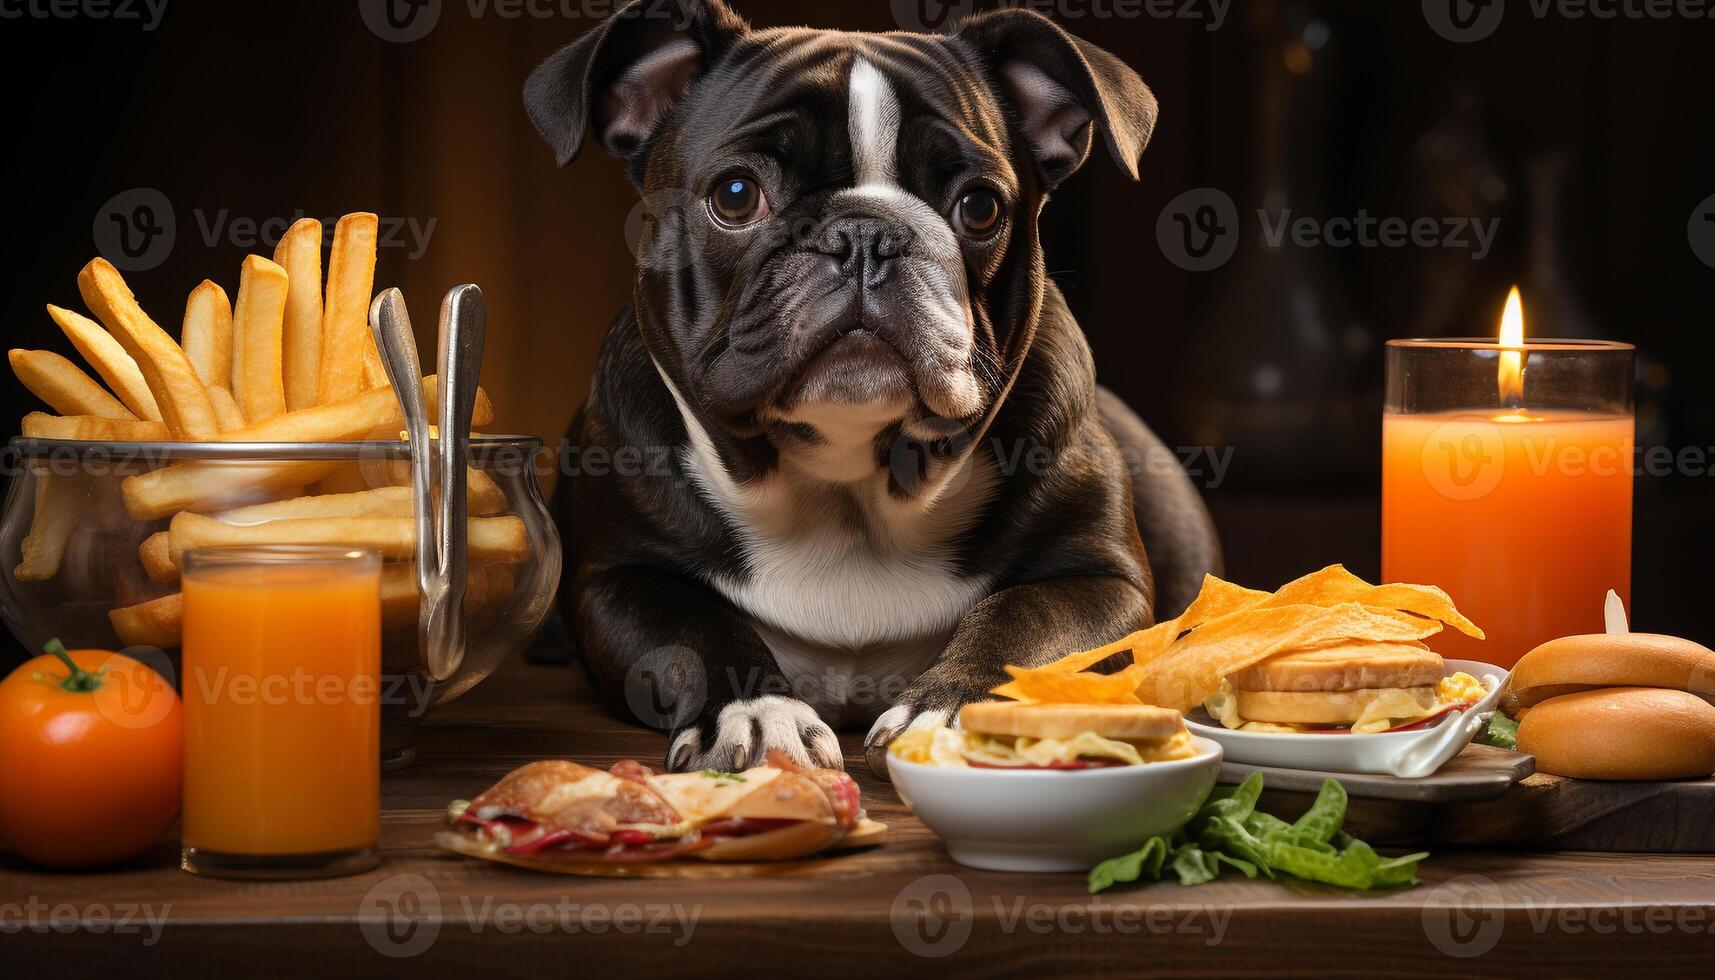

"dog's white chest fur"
[655, 366, 993, 721]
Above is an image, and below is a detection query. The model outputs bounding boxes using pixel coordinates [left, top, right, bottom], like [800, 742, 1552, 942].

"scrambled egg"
[888, 727, 1197, 767]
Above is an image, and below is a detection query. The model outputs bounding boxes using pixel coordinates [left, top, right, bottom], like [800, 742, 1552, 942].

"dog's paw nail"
[684, 696, 837, 772]
[667, 729, 702, 771]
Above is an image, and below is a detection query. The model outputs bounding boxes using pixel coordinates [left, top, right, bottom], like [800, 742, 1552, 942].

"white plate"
[1183, 659, 1509, 778]
[887, 737, 1224, 872]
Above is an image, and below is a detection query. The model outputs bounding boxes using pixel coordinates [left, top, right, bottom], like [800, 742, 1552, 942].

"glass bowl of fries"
[0, 434, 562, 769]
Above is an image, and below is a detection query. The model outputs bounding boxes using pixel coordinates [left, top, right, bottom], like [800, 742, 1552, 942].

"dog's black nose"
[815, 217, 906, 288]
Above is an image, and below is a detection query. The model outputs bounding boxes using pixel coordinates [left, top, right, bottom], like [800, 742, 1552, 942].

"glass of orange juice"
[179, 546, 383, 878]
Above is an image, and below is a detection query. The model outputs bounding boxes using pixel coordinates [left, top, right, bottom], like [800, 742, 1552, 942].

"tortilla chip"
[998, 663, 1145, 704]
[1131, 602, 1446, 712]
[1260, 565, 1485, 639]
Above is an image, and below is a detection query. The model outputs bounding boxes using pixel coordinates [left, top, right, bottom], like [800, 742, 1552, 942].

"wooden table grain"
[4, 661, 1713, 978]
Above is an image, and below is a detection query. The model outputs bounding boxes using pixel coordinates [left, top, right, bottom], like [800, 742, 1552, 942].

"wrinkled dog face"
[526, 2, 1158, 475]
[635, 37, 1019, 446]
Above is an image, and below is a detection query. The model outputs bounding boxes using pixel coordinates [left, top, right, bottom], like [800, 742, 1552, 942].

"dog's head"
[526, 0, 1155, 471]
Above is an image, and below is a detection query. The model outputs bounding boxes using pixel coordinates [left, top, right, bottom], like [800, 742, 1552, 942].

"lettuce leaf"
[1087, 774, 1426, 894]
[1476, 714, 1519, 750]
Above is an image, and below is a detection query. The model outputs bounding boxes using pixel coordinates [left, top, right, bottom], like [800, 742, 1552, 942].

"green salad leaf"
[1475, 714, 1519, 750]
[1087, 774, 1426, 894]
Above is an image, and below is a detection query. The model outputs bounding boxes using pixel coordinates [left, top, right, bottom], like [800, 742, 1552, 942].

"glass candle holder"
[1382, 339, 1634, 668]
[179, 545, 382, 879]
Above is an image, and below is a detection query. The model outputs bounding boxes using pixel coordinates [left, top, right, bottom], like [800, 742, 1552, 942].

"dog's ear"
[523, 0, 748, 168]
[954, 9, 1158, 187]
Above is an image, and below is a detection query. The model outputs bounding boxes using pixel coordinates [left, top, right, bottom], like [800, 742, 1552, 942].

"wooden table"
[6, 661, 1713, 978]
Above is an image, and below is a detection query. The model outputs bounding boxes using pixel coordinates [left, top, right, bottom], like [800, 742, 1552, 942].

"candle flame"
[1497, 285, 1525, 407]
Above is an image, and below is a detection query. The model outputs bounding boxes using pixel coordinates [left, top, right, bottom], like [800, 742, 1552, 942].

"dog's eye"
[710, 177, 768, 226]
[953, 188, 1003, 239]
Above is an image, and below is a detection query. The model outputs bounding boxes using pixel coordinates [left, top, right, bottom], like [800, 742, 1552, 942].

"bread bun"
[1517, 687, 1715, 780]
[1229, 642, 1443, 693]
[1507, 633, 1715, 712]
[958, 702, 1184, 743]
[1232, 686, 1438, 726]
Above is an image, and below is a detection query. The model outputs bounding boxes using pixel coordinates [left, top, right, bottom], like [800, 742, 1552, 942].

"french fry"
[139, 531, 176, 583]
[78, 258, 220, 439]
[166, 513, 529, 572]
[231, 255, 290, 423]
[211, 375, 494, 443]
[217, 483, 508, 524]
[275, 218, 325, 411]
[181, 280, 234, 390]
[10, 349, 135, 419]
[15, 471, 81, 582]
[121, 460, 328, 521]
[109, 593, 183, 649]
[47, 305, 161, 421]
[22, 412, 171, 442]
[317, 213, 379, 404]
[312, 464, 383, 496]
[208, 385, 247, 431]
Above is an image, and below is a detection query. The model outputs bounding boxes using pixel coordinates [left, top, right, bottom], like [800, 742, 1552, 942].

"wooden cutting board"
[1222, 745, 1715, 852]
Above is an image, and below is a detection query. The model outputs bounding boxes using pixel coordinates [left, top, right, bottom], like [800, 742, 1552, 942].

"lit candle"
[1381, 288, 1635, 667]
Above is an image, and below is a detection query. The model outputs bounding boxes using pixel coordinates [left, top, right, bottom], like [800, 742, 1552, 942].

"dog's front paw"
[666, 695, 844, 772]
[864, 702, 960, 778]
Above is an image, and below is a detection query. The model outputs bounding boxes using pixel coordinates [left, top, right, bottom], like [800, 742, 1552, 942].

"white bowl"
[887, 736, 1223, 872]
[1183, 659, 1509, 778]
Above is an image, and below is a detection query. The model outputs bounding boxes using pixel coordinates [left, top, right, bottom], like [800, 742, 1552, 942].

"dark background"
[2, 0, 1712, 665]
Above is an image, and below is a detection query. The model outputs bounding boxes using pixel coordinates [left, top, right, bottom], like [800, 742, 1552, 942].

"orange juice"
[180, 546, 382, 875]
[1382, 410, 1633, 667]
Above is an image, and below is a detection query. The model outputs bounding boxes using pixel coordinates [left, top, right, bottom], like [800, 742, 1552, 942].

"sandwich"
[437, 753, 885, 871]
[889, 702, 1200, 768]
[1203, 642, 1487, 734]
[1504, 631, 1715, 780]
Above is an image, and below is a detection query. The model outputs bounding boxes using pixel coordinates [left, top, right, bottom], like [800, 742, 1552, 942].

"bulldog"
[526, 0, 1220, 776]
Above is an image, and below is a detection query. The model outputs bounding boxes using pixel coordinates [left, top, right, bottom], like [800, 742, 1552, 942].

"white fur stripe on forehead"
[848, 58, 902, 189]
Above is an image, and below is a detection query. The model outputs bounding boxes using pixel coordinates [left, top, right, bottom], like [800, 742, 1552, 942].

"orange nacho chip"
[989, 567, 1484, 712]
[1130, 602, 1447, 712]
[1258, 564, 1485, 639]
[997, 663, 1145, 704]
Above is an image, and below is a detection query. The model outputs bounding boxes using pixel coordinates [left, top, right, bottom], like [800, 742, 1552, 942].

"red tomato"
[0, 641, 183, 868]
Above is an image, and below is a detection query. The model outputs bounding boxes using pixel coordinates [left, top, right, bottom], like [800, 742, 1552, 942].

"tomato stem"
[44, 638, 102, 693]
